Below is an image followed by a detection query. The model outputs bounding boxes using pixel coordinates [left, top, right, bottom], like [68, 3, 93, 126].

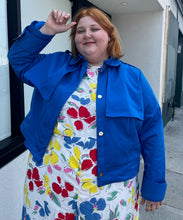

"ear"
[108, 35, 111, 43]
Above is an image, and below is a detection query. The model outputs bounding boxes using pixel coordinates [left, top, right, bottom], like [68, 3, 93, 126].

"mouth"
[83, 42, 95, 45]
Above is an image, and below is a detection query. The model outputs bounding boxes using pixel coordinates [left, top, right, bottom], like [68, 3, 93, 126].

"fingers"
[65, 21, 77, 30]
[141, 198, 164, 212]
[52, 9, 71, 24]
[140, 197, 146, 205]
[145, 200, 163, 212]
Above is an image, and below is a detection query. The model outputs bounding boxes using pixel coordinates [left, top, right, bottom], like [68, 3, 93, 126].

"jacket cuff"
[15, 21, 54, 53]
[141, 175, 167, 202]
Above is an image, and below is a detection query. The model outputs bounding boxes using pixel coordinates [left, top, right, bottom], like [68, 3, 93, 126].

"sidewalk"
[139, 106, 183, 220]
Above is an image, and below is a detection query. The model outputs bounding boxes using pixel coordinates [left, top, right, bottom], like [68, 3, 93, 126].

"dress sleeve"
[139, 71, 167, 202]
[8, 21, 54, 86]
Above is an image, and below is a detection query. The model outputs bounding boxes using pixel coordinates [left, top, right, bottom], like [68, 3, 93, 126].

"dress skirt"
[22, 65, 139, 220]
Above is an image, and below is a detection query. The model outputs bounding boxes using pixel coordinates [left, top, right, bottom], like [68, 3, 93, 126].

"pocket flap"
[106, 68, 144, 120]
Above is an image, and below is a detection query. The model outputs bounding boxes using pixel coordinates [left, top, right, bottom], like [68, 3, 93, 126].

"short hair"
[70, 7, 123, 59]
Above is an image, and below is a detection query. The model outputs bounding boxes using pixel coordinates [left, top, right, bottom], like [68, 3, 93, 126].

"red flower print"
[135, 191, 140, 211]
[27, 167, 43, 191]
[74, 120, 83, 130]
[81, 159, 93, 171]
[81, 149, 97, 176]
[84, 116, 96, 124]
[91, 166, 97, 176]
[67, 108, 78, 119]
[52, 176, 74, 198]
[79, 106, 90, 118]
[135, 202, 139, 212]
[89, 149, 97, 162]
[67, 106, 96, 131]
[65, 182, 74, 191]
[55, 212, 75, 220]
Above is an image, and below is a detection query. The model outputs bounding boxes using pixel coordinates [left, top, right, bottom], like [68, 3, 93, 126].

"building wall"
[158, 0, 183, 33]
[0, 1, 71, 220]
[112, 10, 164, 102]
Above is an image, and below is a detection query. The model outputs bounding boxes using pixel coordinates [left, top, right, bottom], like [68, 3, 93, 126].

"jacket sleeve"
[139, 71, 167, 202]
[8, 21, 54, 86]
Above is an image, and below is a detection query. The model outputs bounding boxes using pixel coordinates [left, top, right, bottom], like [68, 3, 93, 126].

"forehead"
[77, 16, 100, 28]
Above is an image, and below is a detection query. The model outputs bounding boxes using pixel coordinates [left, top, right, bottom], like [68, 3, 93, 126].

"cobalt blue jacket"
[8, 21, 167, 202]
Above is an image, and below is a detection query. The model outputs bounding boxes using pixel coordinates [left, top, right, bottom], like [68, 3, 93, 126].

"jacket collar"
[68, 51, 121, 67]
[103, 56, 121, 67]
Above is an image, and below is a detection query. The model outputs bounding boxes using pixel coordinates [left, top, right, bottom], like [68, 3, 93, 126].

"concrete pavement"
[139, 106, 183, 220]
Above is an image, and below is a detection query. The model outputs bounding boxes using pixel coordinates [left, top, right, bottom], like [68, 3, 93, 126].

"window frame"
[0, 0, 25, 168]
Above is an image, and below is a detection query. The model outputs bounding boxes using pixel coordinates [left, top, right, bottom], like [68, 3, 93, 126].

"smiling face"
[75, 16, 110, 66]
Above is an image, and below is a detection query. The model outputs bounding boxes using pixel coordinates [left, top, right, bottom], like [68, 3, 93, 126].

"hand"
[141, 197, 164, 212]
[40, 9, 76, 35]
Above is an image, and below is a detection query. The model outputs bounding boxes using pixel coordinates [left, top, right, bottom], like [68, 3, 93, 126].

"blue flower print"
[64, 136, 96, 150]
[22, 206, 31, 220]
[68, 200, 79, 217]
[64, 136, 81, 149]
[77, 137, 96, 149]
[80, 198, 106, 220]
[34, 201, 51, 217]
[71, 95, 90, 105]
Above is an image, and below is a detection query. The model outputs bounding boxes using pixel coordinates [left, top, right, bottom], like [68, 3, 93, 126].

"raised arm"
[8, 10, 76, 86]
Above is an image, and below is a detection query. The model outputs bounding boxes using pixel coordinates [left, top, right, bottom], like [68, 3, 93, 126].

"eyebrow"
[77, 24, 100, 29]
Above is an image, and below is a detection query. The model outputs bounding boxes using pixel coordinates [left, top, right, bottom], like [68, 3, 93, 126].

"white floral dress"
[22, 65, 139, 220]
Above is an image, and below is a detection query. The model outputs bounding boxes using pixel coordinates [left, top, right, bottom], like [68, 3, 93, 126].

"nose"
[84, 29, 91, 39]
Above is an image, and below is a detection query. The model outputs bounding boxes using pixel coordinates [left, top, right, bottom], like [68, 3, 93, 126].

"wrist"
[40, 24, 56, 36]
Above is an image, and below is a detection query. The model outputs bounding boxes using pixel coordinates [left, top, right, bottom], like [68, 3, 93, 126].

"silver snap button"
[99, 131, 103, 136]
[97, 95, 102, 99]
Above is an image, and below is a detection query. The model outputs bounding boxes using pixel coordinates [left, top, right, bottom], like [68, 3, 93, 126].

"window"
[0, 0, 11, 141]
[0, 0, 25, 168]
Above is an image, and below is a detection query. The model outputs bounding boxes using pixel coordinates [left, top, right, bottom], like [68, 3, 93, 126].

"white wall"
[0, 1, 71, 220]
[112, 10, 164, 101]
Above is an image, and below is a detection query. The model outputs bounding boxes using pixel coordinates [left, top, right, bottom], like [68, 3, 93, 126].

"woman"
[8, 8, 166, 220]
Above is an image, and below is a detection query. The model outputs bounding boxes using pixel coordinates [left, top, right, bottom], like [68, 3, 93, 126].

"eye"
[91, 28, 100, 32]
[76, 29, 85, 34]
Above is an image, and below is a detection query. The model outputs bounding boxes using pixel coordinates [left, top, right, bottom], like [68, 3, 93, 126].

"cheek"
[75, 36, 82, 48]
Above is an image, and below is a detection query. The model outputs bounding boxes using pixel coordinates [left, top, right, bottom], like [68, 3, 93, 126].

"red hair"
[70, 7, 122, 59]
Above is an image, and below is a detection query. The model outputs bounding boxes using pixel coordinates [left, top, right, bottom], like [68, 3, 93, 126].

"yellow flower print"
[54, 139, 61, 151]
[44, 151, 59, 165]
[132, 187, 135, 198]
[24, 184, 31, 207]
[53, 122, 61, 135]
[128, 186, 136, 206]
[69, 147, 81, 177]
[44, 140, 60, 166]
[81, 178, 98, 194]
[27, 153, 33, 165]
[44, 174, 51, 195]
[90, 93, 96, 101]
[90, 83, 97, 101]
[90, 82, 97, 90]
[64, 124, 74, 137]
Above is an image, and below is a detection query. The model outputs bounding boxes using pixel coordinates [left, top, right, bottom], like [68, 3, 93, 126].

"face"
[75, 16, 110, 66]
